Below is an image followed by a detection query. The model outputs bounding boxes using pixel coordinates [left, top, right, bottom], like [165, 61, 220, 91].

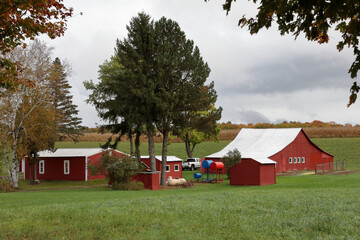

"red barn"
[23, 148, 127, 181]
[140, 156, 183, 180]
[205, 128, 333, 185]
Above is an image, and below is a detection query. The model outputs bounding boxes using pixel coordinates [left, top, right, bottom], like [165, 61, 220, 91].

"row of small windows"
[38, 160, 70, 175]
[166, 164, 180, 172]
[289, 157, 305, 164]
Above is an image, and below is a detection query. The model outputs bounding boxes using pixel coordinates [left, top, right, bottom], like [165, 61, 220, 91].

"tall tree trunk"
[147, 129, 156, 172]
[4, 146, 11, 179]
[28, 159, 32, 184]
[128, 131, 134, 156]
[10, 144, 19, 188]
[135, 130, 141, 161]
[32, 160, 37, 184]
[185, 133, 192, 158]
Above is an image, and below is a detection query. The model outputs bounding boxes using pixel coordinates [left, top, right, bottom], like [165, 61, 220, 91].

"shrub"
[222, 148, 242, 179]
[0, 179, 12, 192]
[88, 151, 144, 190]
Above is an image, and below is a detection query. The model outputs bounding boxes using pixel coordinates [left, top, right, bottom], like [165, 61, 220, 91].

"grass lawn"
[1, 172, 360, 239]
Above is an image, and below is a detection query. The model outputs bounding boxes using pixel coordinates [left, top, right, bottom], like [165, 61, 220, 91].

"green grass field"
[1, 172, 360, 239]
[1, 139, 360, 239]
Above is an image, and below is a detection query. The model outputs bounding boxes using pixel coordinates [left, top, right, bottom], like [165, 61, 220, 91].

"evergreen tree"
[85, 13, 221, 185]
[50, 58, 83, 141]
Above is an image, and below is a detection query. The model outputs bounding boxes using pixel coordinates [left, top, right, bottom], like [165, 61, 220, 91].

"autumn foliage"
[0, 0, 73, 89]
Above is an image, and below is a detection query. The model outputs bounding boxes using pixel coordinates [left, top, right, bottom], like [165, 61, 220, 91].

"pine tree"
[50, 58, 83, 141]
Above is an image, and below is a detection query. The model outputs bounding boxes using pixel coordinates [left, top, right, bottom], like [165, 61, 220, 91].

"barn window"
[39, 160, 45, 174]
[64, 160, 70, 174]
[298, 157, 301, 163]
[166, 165, 170, 172]
[294, 157, 297, 163]
[174, 164, 179, 172]
[289, 157, 292, 164]
[302, 157, 305, 163]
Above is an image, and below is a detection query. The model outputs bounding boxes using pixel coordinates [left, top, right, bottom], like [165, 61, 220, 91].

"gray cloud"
[235, 109, 271, 124]
[217, 54, 353, 95]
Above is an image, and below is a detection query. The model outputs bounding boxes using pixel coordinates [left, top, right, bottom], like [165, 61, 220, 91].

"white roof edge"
[140, 155, 182, 162]
[38, 148, 128, 158]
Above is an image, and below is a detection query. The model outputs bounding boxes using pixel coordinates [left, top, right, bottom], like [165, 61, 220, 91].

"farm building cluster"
[20, 128, 333, 189]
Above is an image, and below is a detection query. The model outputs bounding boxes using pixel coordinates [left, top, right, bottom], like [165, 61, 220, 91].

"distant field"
[1, 172, 360, 239]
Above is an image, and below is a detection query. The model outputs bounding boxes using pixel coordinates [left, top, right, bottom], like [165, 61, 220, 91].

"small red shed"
[23, 148, 127, 181]
[205, 128, 333, 186]
[229, 158, 276, 186]
[140, 155, 183, 179]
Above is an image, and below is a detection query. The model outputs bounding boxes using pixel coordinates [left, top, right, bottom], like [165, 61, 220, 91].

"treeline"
[218, 120, 353, 130]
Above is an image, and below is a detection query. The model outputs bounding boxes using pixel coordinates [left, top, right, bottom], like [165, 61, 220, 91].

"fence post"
[322, 164, 324, 172]
[342, 161, 344, 170]
[315, 164, 317, 174]
[329, 162, 331, 171]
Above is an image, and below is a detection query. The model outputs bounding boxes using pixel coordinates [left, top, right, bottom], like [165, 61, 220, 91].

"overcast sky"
[39, 0, 360, 127]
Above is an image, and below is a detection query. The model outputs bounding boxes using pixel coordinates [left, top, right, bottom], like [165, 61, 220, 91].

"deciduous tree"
[0, 39, 79, 187]
[0, 0, 73, 89]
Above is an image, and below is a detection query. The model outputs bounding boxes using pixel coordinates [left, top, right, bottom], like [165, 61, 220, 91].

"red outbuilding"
[23, 148, 127, 181]
[140, 156, 183, 180]
[205, 128, 333, 186]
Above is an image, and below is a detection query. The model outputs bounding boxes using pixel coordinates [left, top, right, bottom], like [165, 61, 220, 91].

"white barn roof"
[38, 148, 126, 158]
[206, 128, 303, 164]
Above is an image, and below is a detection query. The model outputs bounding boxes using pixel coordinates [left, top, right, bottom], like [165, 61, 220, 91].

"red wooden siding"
[270, 130, 333, 173]
[25, 156, 86, 181]
[229, 159, 276, 186]
[132, 172, 160, 190]
[259, 164, 276, 185]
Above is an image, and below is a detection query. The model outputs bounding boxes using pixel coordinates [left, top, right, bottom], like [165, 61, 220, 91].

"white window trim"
[39, 160, 45, 174]
[289, 157, 292, 164]
[174, 164, 179, 172]
[64, 160, 70, 175]
[294, 157, 297, 163]
[302, 157, 305, 163]
[166, 165, 170, 172]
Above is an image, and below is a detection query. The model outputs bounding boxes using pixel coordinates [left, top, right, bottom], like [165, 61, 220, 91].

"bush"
[107, 157, 143, 190]
[0, 179, 12, 192]
[222, 148, 242, 179]
[88, 151, 144, 190]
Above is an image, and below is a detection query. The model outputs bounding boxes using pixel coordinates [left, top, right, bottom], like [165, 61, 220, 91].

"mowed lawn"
[1, 173, 360, 239]
[1, 138, 360, 239]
